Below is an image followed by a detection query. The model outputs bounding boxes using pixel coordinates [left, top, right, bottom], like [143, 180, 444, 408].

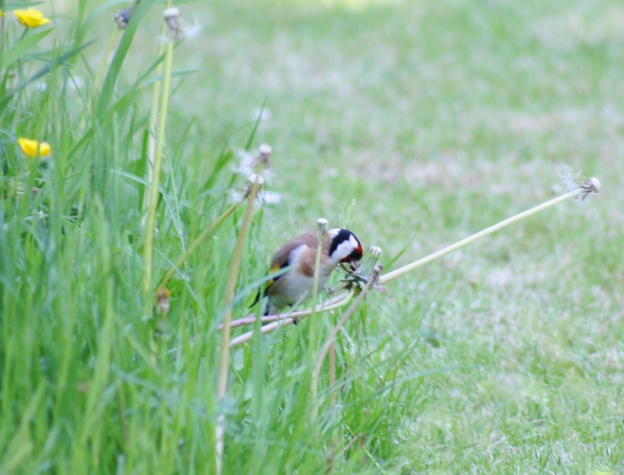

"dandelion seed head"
[163, 7, 180, 20]
[163, 7, 184, 40]
[247, 174, 264, 187]
[259, 144, 272, 157]
[558, 166, 600, 201]
[589, 177, 601, 192]
[257, 143, 272, 170]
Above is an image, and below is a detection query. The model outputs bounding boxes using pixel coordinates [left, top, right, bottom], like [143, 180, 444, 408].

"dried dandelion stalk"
[228, 290, 355, 347]
[381, 176, 601, 284]
[215, 172, 264, 474]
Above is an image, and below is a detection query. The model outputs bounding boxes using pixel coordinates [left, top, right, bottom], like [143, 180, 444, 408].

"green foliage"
[1, 0, 623, 474]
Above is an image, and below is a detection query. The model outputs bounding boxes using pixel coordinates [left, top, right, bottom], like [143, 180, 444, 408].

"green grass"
[1, 0, 623, 473]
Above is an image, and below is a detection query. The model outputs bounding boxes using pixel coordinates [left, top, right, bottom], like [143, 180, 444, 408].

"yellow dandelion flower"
[18, 138, 51, 158]
[0, 11, 6, 17]
[14, 8, 51, 28]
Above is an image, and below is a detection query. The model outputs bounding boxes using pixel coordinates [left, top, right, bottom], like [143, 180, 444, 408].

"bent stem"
[215, 174, 263, 475]
[229, 290, 354, 348]
[219, 291, 349, 330]
[381, 182, 598, 285]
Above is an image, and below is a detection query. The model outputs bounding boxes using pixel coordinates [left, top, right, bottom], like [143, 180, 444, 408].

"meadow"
[1, 0, 623, 473]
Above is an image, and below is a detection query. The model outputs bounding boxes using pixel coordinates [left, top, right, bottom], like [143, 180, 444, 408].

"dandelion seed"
[263, 191, 282, 204]
[18, 138, 51, 158]
[232, 149, 257, 176]
[252, 108, 271, 122]
[14, 8, 50, 28]
[181, 20, 202, 40]
[232, 144, 272, 176]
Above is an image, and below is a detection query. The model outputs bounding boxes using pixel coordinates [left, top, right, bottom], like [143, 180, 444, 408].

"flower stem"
[381, 187, 583, 285]
[228, 291, 354, 348]
[215, 174, 263, 475]
[142, 23, 175, 309]
[143, 9, 170, 215]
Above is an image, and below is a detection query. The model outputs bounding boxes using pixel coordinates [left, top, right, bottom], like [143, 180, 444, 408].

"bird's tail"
[249, 289, 262, 309]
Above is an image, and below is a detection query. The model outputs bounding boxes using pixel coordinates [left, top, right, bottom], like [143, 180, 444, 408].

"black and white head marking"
[328, 229, 363, 265]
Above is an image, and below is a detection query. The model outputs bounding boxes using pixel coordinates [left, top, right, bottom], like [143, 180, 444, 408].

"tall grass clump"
[0, 2, 407, 472]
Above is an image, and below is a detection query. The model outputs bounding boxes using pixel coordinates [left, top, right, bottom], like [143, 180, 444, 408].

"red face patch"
[341, 244, 363, 263]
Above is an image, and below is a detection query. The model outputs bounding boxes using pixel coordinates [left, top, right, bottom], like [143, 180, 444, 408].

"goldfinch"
[252, 228, 363, 316]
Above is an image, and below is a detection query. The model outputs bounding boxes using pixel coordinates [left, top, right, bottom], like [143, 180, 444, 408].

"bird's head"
[327, 228, 363, 269]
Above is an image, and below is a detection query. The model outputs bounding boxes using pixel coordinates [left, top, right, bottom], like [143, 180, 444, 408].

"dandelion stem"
[142, 18, 175, 309]
[143, 7, 170, 215]
[381, 187, 585, 285]
[215, 174, 263, 475]
[229, 290, 354, 348]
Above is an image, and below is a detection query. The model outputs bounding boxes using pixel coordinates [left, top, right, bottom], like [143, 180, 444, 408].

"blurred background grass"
[3, 0, 624, 473]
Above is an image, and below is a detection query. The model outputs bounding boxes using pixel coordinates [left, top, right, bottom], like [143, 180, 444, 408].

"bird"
[251, 228, 363, 316]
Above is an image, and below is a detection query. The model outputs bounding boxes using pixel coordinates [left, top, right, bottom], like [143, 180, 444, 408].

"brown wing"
[270, 232, 328, 266]
[270, 232, 333, 276]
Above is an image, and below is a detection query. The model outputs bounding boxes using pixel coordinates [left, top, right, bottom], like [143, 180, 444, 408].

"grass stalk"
[380, 181, 600, 284]
[215, 173, 264, 475]
[143, 3, 171, 215]
[310, 268, 379, 419]
[157, 199, 244, 290]
[141, 14, 176, 308]
[93, 28, 120, 91]
[308, 218, 328, 357]
[329, 340, 336, 406]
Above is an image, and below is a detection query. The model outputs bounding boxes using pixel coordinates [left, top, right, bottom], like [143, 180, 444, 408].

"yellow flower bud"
[18, 138, 51, 158]
[14, 8, 51, 28]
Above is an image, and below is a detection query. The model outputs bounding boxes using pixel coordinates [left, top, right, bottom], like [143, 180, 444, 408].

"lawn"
[1, 0, 623, 473]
